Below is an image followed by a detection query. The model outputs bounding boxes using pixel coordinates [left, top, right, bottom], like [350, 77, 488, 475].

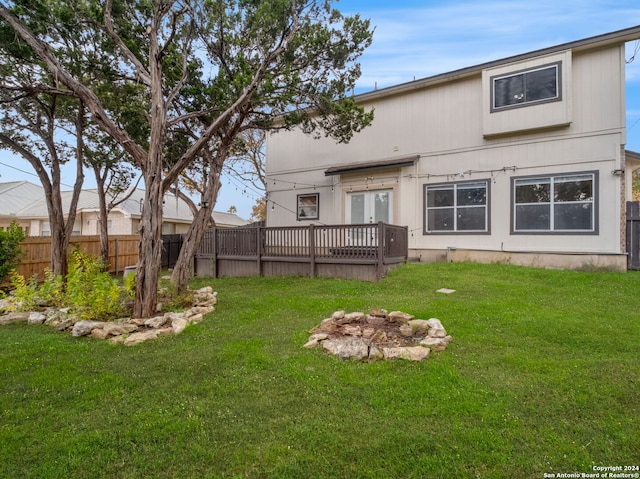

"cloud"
[345, 1, 640, 90]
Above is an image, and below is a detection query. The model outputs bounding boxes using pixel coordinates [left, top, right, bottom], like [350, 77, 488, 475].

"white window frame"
[491, 62, 561, 111]
[512, 172, 597, 234]
[424, 180, 489, 234]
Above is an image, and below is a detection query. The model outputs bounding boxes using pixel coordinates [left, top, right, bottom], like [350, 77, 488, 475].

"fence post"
[309, 224, 316, 278]
[377, 221, 385, 280]
[212, 228, 218, 278]
[115, 237, 119, 275]
[256, 226, 263, 277]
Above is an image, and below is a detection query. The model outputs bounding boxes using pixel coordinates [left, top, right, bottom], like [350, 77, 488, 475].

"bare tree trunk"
[134, 168, 164, 318]
[171, 172, 221, 292]
[94, 165, 110, 267]
[48, 201, 68, 278]
[170, 136, 230, 293]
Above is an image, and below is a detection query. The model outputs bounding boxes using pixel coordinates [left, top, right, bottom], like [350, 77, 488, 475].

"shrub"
[37, 269, 65, 308]
[8, 250, 130, 320]
[0, 222, 26, 283]
[8, 270, 39, 311]
[66, 250, 127, 321]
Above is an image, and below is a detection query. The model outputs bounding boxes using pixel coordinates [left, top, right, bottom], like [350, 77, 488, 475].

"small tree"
[250, 197, 266, 223]
[0, 222, 26, 282]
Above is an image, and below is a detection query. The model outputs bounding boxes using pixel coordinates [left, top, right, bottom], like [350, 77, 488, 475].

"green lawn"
[1, 263, 639, 478]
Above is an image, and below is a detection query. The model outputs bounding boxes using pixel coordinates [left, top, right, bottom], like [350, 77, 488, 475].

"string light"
[264, 165, 532, 196]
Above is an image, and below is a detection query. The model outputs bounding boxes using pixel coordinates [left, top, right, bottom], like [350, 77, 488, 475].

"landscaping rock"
[171, 317, 189, 334]
[370, 329, 388, 343]
[420, 336, 452, 352]
[426, 318, 447, 338]
[103, 322, 137, 337]
[28, 312, 47, 325]
[341, 324, 362, 336]
[72, 320, 107, 337]
[109, 335, 126, 345]
[362, 326, 376, 339]
[322, 337, 370, 361]
[124, 329, 161, 345]
[55, 318, 76, 331]
[89, 328, 109, 340]
[144, 316, 169, 329]
[399, 324, 414, 337]
[383, 346, 430, 361]
[338, 312, 365, 325]
[369, 308, 387, 318]
[387, 311, 414, 324]
[303, 333, 329, 348]
[309, 317, 338, 334]
[0, 312, 29, 325]
[189, 306, 215, 316]
[407, 319, 432, 336]
[368, 344, 384, 361]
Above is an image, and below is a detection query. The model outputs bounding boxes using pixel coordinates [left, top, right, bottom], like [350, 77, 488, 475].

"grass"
[0, 262, 639, 478]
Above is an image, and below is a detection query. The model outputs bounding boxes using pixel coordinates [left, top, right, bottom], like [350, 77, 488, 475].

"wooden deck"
[194, 222, 408, 281]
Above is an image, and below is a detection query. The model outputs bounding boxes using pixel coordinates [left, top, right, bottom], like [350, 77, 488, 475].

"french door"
[346, 189, 393, 245]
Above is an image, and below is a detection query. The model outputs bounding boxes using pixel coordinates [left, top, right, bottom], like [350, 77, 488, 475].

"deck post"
[377, 221, 385, 280]
[309, 224, 316, 277]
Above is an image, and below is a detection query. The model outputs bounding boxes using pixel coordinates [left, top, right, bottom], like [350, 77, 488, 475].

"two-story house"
[265, 26, 640, 271]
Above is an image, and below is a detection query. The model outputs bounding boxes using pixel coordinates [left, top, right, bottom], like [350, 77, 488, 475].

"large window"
[492, 62, 561, 111]
[512, 173, 596, 233]
[424, 181, 489, 233]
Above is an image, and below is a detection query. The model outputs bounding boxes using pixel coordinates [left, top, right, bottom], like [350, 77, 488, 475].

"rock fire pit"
[304, 309, 452, 362]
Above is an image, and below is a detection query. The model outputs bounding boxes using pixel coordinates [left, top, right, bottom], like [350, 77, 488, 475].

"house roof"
[627, 150, 640, 167]
[0, 183, 250, 228]
[0, 181, 44, 218]
[354, 25, 640, 104]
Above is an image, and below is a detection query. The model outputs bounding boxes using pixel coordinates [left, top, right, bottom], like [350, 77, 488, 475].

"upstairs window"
[492, 62, 561, 111]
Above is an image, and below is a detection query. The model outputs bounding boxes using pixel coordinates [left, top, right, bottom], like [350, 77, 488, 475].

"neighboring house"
[266, 26, 640, 271]
[0, 181, 249, 235]
[0, 180, 46, 235]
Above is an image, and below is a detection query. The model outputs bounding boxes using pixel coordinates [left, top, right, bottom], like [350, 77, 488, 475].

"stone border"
[0, 287, 217, 346]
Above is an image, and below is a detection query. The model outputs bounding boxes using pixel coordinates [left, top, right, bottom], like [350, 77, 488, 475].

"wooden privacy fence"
[14, 234, 185, 280]
[194, 222, 409, 281]
[627, 201, 640, 270]
[15, 235, 140, 279]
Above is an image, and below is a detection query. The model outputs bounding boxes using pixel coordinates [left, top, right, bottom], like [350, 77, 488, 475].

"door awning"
[324, 155, 419, 176]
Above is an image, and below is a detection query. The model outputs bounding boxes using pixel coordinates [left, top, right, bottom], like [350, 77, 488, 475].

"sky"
[1, 0, 639, 220]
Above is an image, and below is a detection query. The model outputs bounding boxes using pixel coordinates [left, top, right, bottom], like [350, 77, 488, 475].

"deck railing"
[196, 222, 408, 280]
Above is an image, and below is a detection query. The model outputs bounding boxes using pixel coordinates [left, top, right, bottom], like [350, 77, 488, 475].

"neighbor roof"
[0, 183, 250, 227]
[0, 181, 44, 217]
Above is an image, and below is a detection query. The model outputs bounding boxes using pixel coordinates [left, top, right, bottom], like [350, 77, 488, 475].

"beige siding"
[266, 43, 630, 266]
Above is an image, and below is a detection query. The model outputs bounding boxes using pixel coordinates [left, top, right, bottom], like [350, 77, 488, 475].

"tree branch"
[103, 0, 152, 86]
[0, 4, 149, 168]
